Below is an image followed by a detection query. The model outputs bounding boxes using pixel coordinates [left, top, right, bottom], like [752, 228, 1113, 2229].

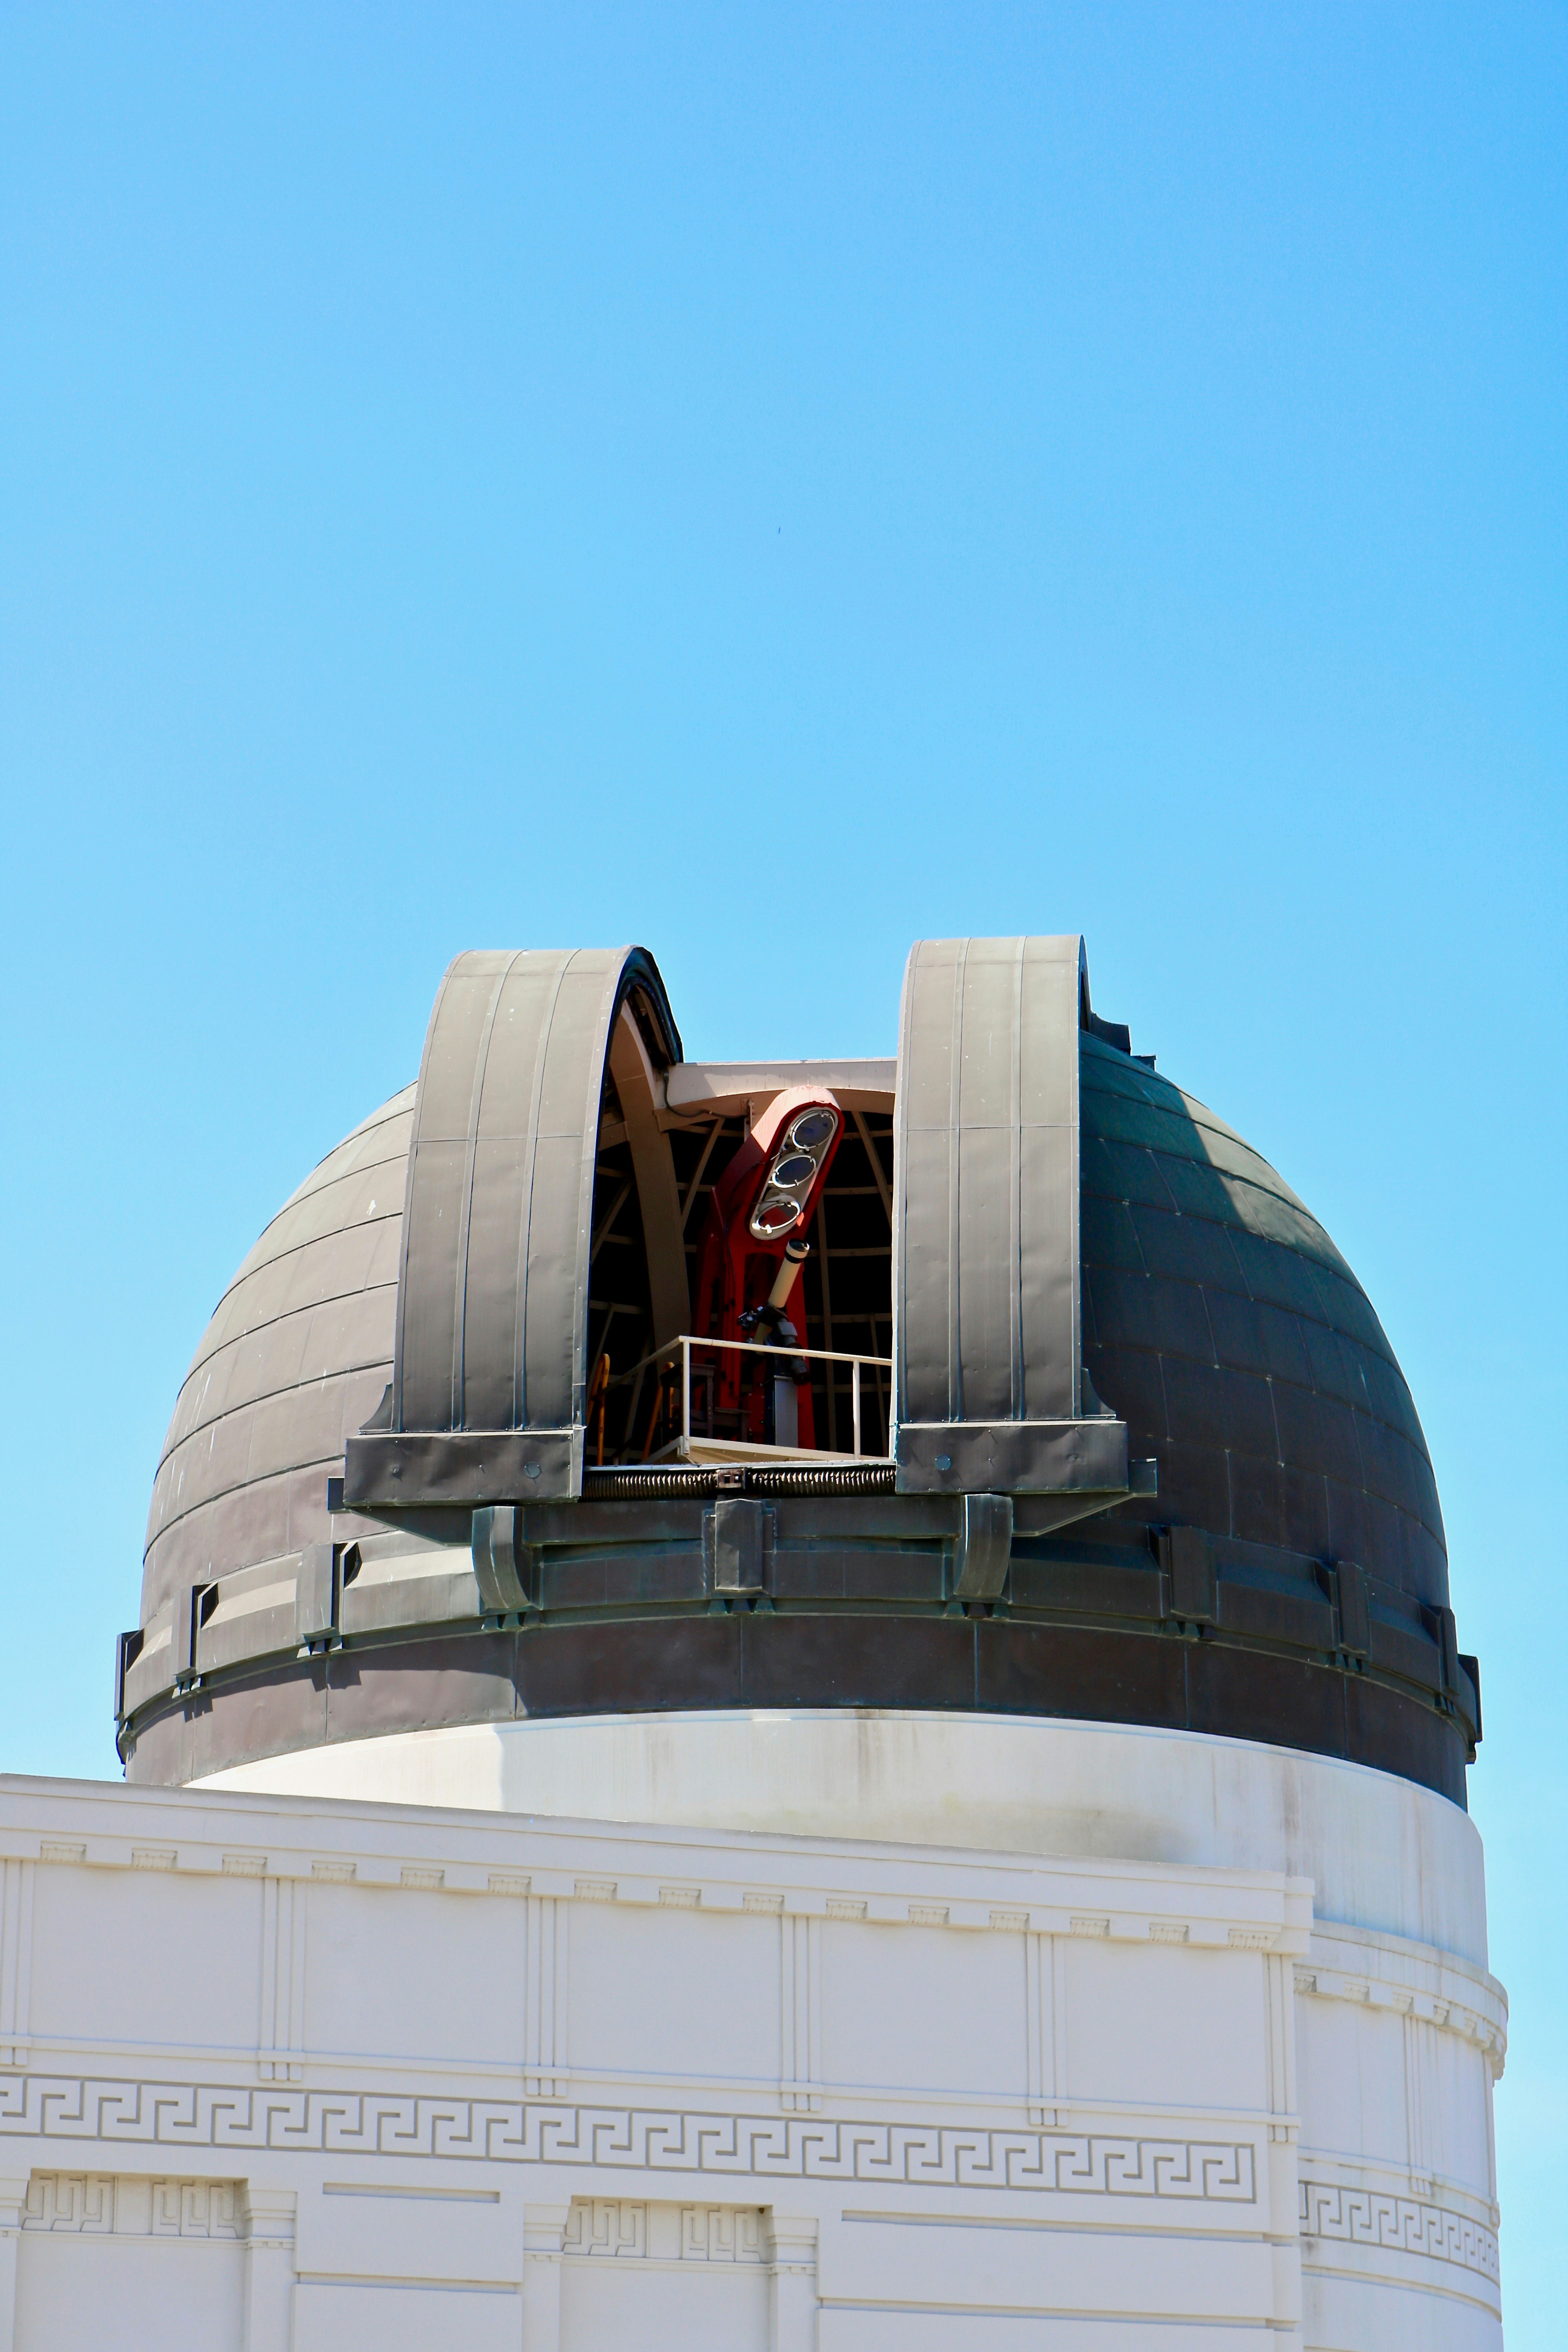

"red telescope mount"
[691, 1086, 844, 1450]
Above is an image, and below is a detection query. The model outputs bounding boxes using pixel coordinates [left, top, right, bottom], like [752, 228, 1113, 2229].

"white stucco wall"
[0, 1720, 1505, 2347]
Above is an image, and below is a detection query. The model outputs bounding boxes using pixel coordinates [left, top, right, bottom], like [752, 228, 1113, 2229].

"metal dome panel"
[892, 935, 1128, 1496]
[140, 1086, 412, 1628]
[345, 946, 682, 1507]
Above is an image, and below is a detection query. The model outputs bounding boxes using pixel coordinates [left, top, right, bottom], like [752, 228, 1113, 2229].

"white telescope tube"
[763, 1237, 811, 1321]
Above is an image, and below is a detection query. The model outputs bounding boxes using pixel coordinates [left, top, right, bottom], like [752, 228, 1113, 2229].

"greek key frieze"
[0, 2075, 1254, 2202]
[1299, 2177, 1498, 2283]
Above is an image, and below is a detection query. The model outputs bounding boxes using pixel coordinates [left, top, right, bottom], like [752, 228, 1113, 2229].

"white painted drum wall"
[199, 1708, 1493, 1965]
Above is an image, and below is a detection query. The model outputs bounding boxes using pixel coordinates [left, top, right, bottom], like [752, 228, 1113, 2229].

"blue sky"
[2, 5, 1563, 2331]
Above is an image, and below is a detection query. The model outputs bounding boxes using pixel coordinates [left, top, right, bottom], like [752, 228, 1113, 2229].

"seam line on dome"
[270, 1134, 414, 1222]
[148, 1380, 389, 1523]
[232, 1171, 408, 1280]
[1080, 1243, 1403, 1374]
[176, 1271, 400, 1394]
[1083, 1335, 1432, 1474]
[143, 1446, 363, 1563]
[155, 1357, 397, 1483]
[268, 1091, 419, 1203]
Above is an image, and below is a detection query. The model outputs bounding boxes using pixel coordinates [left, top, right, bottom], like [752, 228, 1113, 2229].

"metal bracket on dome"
[344, 945, 682, 1509]
[949, 1494, 1014, 1601]
[345, 1427, 583, 1510]
[891, 935, 1133, 1501]
[898, 1418, 1131, 1497]
[471, 1504, 539, 1615]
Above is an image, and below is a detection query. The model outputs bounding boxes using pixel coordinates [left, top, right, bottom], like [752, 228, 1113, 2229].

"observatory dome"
[120, 939, 1477, 1804]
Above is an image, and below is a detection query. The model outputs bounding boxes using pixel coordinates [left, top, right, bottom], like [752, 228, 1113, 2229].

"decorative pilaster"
[1266, 1950, 1303, 2349]
[1051, 1935, 1069, 2122]
[0, 2173, 27, 2352]
[1025, 1929, 1062, 2124]
[525, 1897, 567, 2095]
[258, 1876, 305, 2081]
[1401, 1995, 1430, 2195]
[0, 1864, 34, 2071]
[780, 1911, 821, 2112]
[239, 2184, 296, 2352]
[766, 2212, 818, 2351]
[522, 2201, 570, 2351]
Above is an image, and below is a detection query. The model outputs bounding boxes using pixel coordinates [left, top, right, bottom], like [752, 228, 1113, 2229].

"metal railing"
[606, 1333, 893, 1466]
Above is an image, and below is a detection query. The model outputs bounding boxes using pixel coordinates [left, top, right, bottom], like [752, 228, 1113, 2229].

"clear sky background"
[2, 4, 1563, 2330]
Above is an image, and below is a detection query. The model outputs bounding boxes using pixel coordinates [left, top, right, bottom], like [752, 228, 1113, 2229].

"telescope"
[691, 1086, 843, 1452]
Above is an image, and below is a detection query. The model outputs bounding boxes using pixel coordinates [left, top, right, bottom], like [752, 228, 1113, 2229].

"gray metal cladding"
[1078, 1035, 1450, 1605]
[896, 936, 1083, 1425]
[893, 937, 1119, 1492]
[392, 947, 681, 1440]
[140, 1087, 412, 1625]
